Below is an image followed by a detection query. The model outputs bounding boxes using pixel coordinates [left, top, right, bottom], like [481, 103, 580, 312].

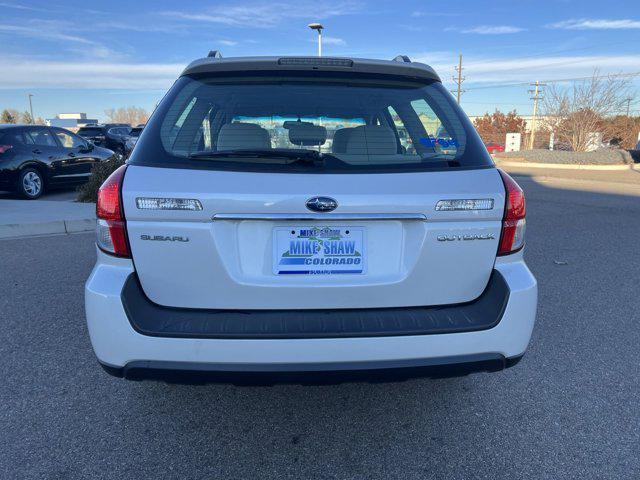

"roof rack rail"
[208, 50, 223, 59]
[393, 55, 411, 63]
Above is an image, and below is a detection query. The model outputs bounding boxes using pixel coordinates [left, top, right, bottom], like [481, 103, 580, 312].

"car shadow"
[0, 186, 79, 201]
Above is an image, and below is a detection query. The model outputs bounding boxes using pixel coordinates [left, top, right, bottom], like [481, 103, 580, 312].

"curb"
[495, 159, 637, 171]
[0, 218, 94, 240]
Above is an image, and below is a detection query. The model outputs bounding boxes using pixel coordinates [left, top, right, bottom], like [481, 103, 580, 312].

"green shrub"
[77, 158, 125, 203]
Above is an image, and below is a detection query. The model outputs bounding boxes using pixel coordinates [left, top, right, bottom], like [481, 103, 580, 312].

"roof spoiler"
[182, 55, 441, 82]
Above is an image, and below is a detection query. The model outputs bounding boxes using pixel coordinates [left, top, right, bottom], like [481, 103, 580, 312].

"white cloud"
[0, 2, 43, 11]
[0, 22, 96, 44]
[162, 1, 361, 28]
[460, 25, 525, 34]
[548, 18, 640, 30]
[313, 36, 345, 46]
[416, 54, 640, 85]
[93, 21, 183, 33]
[411, 11, 459, 18]
[1, 52, 637, 91]
[218, 39, 238, 46]
[0, 19, 128, 61]
[0, 58, 184, 89]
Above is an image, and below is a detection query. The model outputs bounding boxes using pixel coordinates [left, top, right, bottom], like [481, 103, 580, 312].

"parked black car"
[124, 125, 144, 155]
[0, 124, 116, 199]
[77, 124, 131, 159]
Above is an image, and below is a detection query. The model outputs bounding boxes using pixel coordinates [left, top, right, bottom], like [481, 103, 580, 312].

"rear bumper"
[121, 270, 510, 338]
[85, 250, 537, 382]
[100, 353, 523, 385]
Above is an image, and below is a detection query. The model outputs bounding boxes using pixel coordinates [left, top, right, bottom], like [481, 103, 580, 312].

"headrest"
[287, 123, 327, 146]
[217, 122, 271, 151]
[332, 127, 355, 153]
[345, 125, 397, 155]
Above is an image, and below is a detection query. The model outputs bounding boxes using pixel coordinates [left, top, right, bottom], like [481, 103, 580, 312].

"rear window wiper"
[418, 155, 462, 168]
[188, 148, 326, 166]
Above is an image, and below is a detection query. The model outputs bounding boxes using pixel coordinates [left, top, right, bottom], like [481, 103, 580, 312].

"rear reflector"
[136, 197, 203, 211]
[96, 165, 130, 257]
[497, 169, 526, 255]
[435, 199, 494, 211]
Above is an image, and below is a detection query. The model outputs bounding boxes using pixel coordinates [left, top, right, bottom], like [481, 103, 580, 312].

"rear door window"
[53, 129, 85, 148]
[27, 128, 58, 147]
[78, 128, 104, 137]
[0, 130, 27, 145]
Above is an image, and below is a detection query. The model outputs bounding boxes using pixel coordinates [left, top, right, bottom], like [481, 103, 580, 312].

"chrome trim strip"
[212, 213, 427, 221]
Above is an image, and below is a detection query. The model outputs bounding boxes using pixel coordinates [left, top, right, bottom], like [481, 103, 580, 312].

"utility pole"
[27, 93, 35, 124]
[528, 81, 545, 150]
[451, 54, 465, 104]
[625, 97, 632, 117]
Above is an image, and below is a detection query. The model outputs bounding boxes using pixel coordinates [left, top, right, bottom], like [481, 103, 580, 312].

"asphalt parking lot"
[0, 188, 78, 201]
[1, 173, 639, 479]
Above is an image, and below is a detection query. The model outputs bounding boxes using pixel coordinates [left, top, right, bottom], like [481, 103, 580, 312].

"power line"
[460, 71, 640, 92]
[462, 102, 533, 106]
[460, 40, 631, 64]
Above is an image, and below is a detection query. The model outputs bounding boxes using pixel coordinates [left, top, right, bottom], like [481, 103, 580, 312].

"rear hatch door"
[123, 165, 505, 309]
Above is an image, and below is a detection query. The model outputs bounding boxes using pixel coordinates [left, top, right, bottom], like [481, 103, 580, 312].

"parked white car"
[85, 54, 537, 384]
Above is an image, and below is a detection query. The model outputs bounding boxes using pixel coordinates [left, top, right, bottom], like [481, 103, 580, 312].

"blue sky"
[0, 0, 638, 121]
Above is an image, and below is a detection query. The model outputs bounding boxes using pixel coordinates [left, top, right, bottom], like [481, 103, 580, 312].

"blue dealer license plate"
[273, 226, 365, 275]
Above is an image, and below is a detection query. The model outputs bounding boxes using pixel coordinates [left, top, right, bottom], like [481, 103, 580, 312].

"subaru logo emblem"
[306, 196, 338, 212]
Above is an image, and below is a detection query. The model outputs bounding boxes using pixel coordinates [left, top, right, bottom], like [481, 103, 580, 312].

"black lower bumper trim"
[122, 270, 510, 339]
[100, 353, 524, 385]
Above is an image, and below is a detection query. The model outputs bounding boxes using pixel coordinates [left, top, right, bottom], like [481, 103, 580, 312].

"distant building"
[46, 113, 98, 131]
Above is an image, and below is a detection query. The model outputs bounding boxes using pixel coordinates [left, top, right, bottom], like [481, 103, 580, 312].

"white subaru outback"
[85, 54, 537, 383]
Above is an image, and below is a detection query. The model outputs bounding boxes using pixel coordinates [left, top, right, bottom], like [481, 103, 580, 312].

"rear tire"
[18, 167, 44, 199]
[115, 146, 126, 161]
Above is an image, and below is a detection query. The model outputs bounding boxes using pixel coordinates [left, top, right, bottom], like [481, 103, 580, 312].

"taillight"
[0, 144, 13, 154]
[497, 169, 526, 255]
[96, 165, 130, 257]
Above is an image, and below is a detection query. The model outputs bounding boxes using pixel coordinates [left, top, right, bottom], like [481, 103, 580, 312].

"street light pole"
[28, 93, 35, 124]
[308, 23, 324, 57]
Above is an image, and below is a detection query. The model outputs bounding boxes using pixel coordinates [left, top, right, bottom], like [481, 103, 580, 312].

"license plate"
[273, 226, 365, 275]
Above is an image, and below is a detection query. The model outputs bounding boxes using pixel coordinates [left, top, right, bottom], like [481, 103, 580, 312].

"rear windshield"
[77, 127, 104, 136]
[130, 72, 493, 173]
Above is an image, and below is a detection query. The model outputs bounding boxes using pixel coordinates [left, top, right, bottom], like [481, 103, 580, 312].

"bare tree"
[21, 111, 33, 124]
[104, 106, 149, 126]
[1, 108, 20, 124]
[543, 70, 632, 152]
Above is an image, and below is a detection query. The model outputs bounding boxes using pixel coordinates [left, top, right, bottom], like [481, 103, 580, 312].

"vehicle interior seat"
[344, 125, 397, 155]
[331, 127, 355, 153]
[217, 122, 271, 151]
[339, 125, 421, 164]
